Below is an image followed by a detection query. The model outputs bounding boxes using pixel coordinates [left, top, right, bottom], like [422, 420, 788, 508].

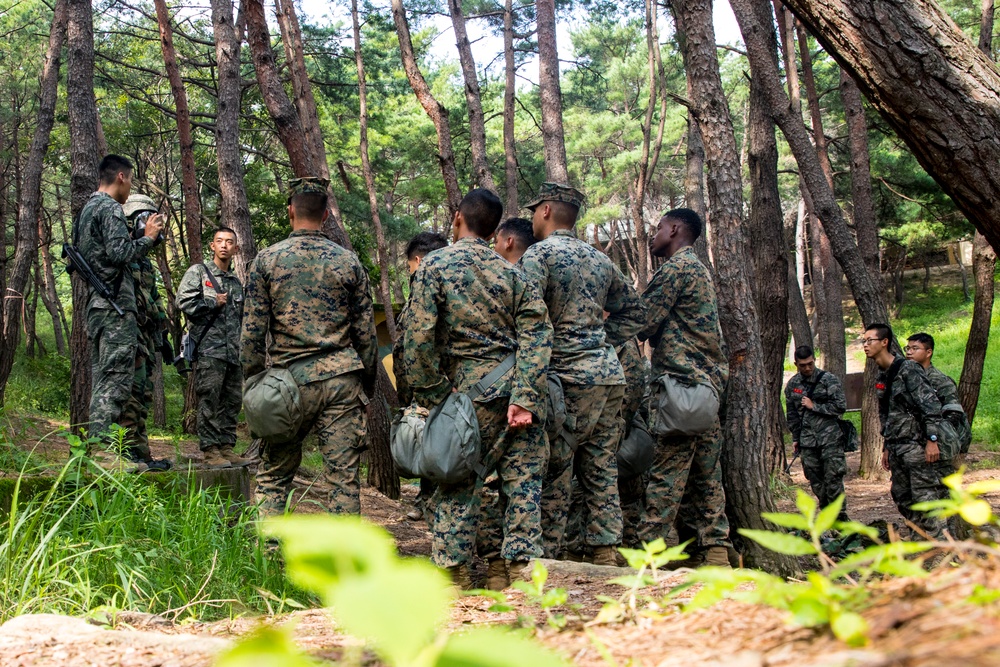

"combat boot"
[447, 564, 472, 590]
[561, 550, 586, 563]
[218, 445, 252, 467]
[203, 446, 233, 469]
[704, 546, 732, 568]
[508, 560, 531, 582]
[592, 545, 619, 567]
[485, 558, 509, 590]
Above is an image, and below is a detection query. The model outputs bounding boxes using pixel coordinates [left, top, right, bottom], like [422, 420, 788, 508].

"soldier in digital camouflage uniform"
[905, 332, 971, 468]
[637, 208, 731, 568]
[177, 227, 248, 469]
[863, 323, 950, 539]
[73, 155, 164, 456]
[784, 345, 848, 520]
[402, 188, 552, 589]
[520, 183, 646, 567]
[242, 177, 377, 516]
[118, 194, 172, 471]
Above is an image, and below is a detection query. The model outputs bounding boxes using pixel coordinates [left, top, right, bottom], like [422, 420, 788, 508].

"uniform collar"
[289, 229, 326, 238]
[456, 236, 489, 248]
[549, 229, 577, 239]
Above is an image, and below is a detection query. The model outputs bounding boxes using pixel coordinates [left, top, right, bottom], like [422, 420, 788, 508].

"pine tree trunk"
[536, 0, 569, 182]
[502, 0, 518, 214]
[0, 0, 66, 404]
[670, 0, 795, 575]
[785, 205, 813, 349]
[685, 118, 712, 267]
[38, 216, 67, 356]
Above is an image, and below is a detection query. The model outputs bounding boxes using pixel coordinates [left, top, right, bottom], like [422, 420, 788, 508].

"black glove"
[159, 339, 174, 362]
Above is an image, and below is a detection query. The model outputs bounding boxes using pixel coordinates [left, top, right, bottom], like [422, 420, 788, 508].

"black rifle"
[62, 244, 124, 316]
[784, 450, 800, 475]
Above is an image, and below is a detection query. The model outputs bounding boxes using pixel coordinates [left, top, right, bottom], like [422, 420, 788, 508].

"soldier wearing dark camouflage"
[177, 228, 247, 469]
[905, 332, 971, 471]
[784, 345, 848, 520]
[636, 209, 732, 568]
[118, 195, 172, 470]
[864, 324, 950, 539]
[242, 177, 378, 517]
[402, 188, 552, 589]
[520, 182, 646, 566]
[73, 156, 163, 445]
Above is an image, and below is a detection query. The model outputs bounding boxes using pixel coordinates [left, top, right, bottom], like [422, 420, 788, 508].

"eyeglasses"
[859, 337, 884, 346]
[904, 346, 926, 353]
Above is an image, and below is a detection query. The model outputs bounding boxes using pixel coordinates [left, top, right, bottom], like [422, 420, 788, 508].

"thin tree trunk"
[25, 264, 38, 358]
[67, 0, 99, 429]
[154, 0, 203, 264]
[785, 206, 812, 348]
[447, 0, 496, 191]
[352, 0, 397, 339]
[390, 0, 462, 224]
[670, 0, 795, 575]
[38, 216, 67, 356]
[211, 0, 256, 282]
[686, 118, 712, 266]
[275, 0, 325, 176]
[536, 0, 569, 182]
[502, 0, 518, 213]
[0, 0, 66, 404]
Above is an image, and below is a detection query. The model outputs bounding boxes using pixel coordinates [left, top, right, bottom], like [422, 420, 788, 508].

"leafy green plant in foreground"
[217, 516, 568, 667]
[593, 538, 690, 624]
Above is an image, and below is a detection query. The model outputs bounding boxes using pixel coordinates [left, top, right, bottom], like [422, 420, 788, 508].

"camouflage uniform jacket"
[177, 261, 244, 366]
[925, 365, 961, 411]
[875, 357, 943, 445]
[132, 256, 168, 357]
[519, 229, 645, 386]
[784, 370, 846, 449]
[241, 230, 378, 386]
[403, 236, 552, 415]
[617, 339, 649, 426]
[638, 246, 729, 394]
[74, 191, 155, 314]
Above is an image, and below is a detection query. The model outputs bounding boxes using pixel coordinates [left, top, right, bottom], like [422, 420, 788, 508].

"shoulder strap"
[805, 370, 826, 399]
[201, 263, 224, 292]
[466, 352, 517, 400]
[879, 358, 905, 422]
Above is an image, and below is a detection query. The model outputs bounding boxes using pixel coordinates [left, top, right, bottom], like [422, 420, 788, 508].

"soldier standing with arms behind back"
[177, 228, 249, 469]
[242, 177, 378, 517]
[784, 345, 849, 520]
[73, 155, 164, 462]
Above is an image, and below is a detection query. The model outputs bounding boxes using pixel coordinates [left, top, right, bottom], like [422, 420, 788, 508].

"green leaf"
[592, 599, 626, 624]
[959, 499, 994, 526]
[788, 594, 830, 628]
[873, 559, 928, 578]
[617, 547, 649, 570]
[830, 611, 869, 647]
[216, 625, 324, 667]
[436, 627, 569, 667]
[968, 585, 1000, 606]
[966, 480, 1000, 496]
[832, 542, 932, 575]
[832, 521, 879, 541]
[795, 489, 818, 522]
[941, 470, 964, 491]
[761, 512, 811, 531]
[643, 538, 667, 554]
[530, 561, 549, 589]
[815, 496, 845, 535]
[738, 529, 817, 556]
[540, 588, 568, 608]
[465, 589, 507, 603]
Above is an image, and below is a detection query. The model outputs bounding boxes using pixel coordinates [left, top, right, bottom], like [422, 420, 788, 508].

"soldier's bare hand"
[801, 396, 814, 410]
[507, 404, 533, 428]
[793, 442, 800, 454]
[215, 293, 228, 307]
[925, 441, 940, 463]
[144, 213, 165, 239]
[881, 449, 889, 471]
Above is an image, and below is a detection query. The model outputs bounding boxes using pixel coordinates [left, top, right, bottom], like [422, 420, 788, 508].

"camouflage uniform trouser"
[255, 372, 368, 517]
[430, 397, 546, 569]
[638, 419, 731, 550]
[87, 309, 139, 442]
[194, 357, 243, 451]
[565, 448, 649, 554]
[541, 383, 625, 557]
[886, 440, 951, 540]
[800, 443, 849, 520]
[120, 350, 154, 460]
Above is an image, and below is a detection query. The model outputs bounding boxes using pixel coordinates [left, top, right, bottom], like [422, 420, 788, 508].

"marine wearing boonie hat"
[123, 194, 158, 218]
[524, 182, 586, 211]
[286, 176, 330, 202]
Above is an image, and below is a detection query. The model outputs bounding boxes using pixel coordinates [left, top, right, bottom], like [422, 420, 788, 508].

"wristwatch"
[929, 435, 938, 443]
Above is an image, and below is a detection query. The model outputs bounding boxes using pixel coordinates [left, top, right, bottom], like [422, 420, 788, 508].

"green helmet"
[123, 194, 158, 218]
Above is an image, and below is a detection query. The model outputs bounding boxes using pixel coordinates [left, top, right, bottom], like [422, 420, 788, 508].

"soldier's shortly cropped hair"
[497, 217, 537, 250]
[663, 207, 702, 241]
[405, 232, 448, 260]
[214, 226, 238, 241]
[907, 332, 935, 350]
[459, 189, 504, 237]
[794, 345, 814, 361]
[98, 154, 134, 185]
[865, 322, 894, 343]
[291, 192, 328, 221]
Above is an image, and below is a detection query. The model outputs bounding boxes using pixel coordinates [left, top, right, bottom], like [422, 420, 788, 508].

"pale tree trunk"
[211, 0, 256, 283]
[390, 0, 462, 224]
[840, 69, 885, 479]
[154, 0, 203, 264]
[67, 0, 99, 429]
[670, 0, 795, 575]
[0, 0, 66, 404]
[447, 0, 496, 191]
[785, 205, 813, 349]
[38, 215, 67, 356]
[502, 0, 518, 213]
[960, 0, 997, 425]
[731, 0, 891, 332]
[352, 0, 397, 339]
[26, 264, 41, 358]
[536, 0, 569, 182]
[745, 0, 789, 474]
[685, 118, 712, 266]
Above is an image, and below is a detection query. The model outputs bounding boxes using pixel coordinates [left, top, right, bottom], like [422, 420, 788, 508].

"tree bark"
[352, 0, 397, 340]
[536, 0, 569, 182]
[745, 0, 790, 474]
[154, 0, 203, 264]
[447, 0, 497, 191]
[38, 216, 67, 356]
[778, 0, 1000, 253]
[0, 0, 67, 404]
[390, 0, 462, 223]
[502, 0, 518, 213]
[670, 0, 795, 575]
[685, 118, 712, 266]
[785, 205, 813, 349]
[67, 0, 99, 430]
[210, 0, 256, 283]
